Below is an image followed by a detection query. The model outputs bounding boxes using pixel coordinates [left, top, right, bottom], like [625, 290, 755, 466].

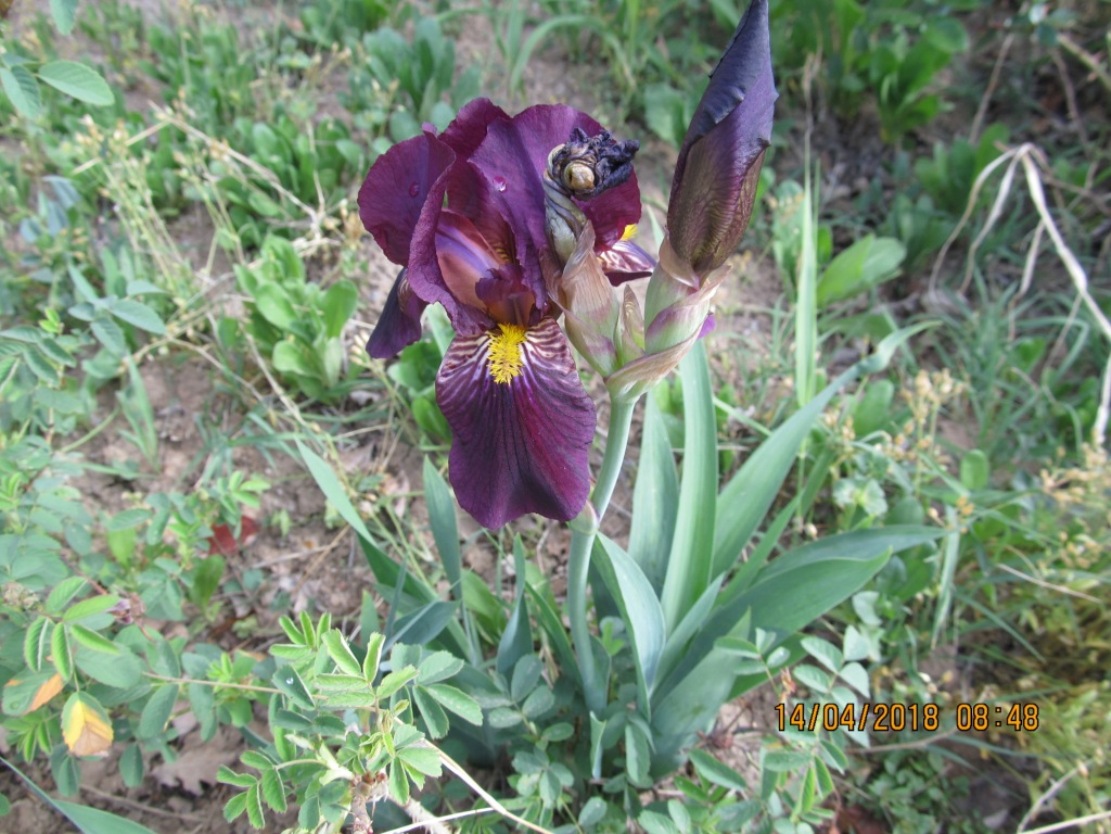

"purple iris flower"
[360, 99, 644, 529]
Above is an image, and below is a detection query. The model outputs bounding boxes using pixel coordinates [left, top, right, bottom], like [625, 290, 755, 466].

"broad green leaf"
[362, 632, 384, 681]
[105, 509, 150, 532]
[960, 450, 990, 491]
[659, 342, 717, 630]
[321, 630, 361, 677]
[628, 394, 679, 589]
[800, 635, 843, 674]
[37, 61, 113, 106]
[390, 601, 455, 649]
[0, 66, 42, 118]
[690, 748, 747, 791]
[69, 624, 120, 656]
[272, 666, 314, 710]
[44, 577, 87, 615]
[412, 687, 448, 738]
[510, 655, 542, 702]
[321, 280, 357, 339]
[817, 235, 906, 307]
[652, 528, 939, 755]
[50, 0, 79, 34]
[23, 617, 54, 671]
[496, 538, 532, 677]
[596, 535, 665, 706]
[245, 783, 265, 829]
[713, 326, 929, 577]
[74, 645, 142, 688]
[296, 441, 374, 544]
[2, 754, 158, 834]
[728, 527, 940, 635]
[579, 796, 607, 827]
[109, 299, 165, 335]
[422, 458, 461, 593]
[655, 575, 723, 689]
[52, 626, 73, 682]
[63, 595, 120, 624]
[90, 317, 126, 357]
[260, 768, 288, 813]
[425, 683, 482, 725]
[793, 663, 833, 693]
[2, 669, 64, 715]
[272, 340, 314, 378]
[248, 191, 283, 218]
[417, 651, 463, 685]
[398, 744, 441, 778]
[254, 284, 297, 330]
[377, 666, 418, 699]
[137, 684, 179, 740]
[625, 721, 651, 788]
[119, 744, 144, 788]
[521, 684, 555, 719]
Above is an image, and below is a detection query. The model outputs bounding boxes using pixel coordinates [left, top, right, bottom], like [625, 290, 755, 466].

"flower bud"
[666, 0, 776, 280]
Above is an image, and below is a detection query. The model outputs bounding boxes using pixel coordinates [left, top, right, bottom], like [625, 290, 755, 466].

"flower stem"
[567, 395, 638, 715]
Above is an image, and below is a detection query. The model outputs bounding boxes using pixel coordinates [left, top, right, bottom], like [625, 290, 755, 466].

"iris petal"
[599, 238, 656, 285]
[367, 268, 427, 359]
[436, 317, 595, 528]
[468, 105, 642, 268]
[358, 130, 455, 266]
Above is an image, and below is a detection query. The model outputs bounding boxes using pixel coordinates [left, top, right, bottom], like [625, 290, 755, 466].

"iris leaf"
[628, 394, 679, 590]
[659, 341, 717, 631]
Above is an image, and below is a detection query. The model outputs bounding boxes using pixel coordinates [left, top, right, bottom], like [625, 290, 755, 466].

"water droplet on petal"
[493, 176, 507, 192]
[408, 182, 420, 197]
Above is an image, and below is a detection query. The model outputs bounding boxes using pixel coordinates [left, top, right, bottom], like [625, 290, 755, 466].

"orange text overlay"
[774, 701, 1041, 733]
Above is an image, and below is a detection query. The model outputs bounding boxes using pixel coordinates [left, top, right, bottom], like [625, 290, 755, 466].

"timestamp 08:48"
[774, 701, 1041, 733]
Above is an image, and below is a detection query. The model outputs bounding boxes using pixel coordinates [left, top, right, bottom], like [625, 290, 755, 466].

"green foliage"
[297, 0, 390, 49]
[770, 0, 973, 143]
[231, 236, 357, 403]
[0, 1, 114, 119]
[386, 306, 454, 445]
[342, 18, 481, 143]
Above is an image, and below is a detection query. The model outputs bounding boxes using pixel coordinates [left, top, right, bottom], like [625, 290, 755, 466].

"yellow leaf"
[29, 673, 64, 712]
[62, 694, 114, 757]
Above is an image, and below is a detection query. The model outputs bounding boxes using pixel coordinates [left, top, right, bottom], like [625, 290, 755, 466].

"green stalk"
[567, 395, 638, 715]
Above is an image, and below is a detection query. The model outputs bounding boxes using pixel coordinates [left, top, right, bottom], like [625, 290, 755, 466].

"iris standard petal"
[435, 211, 501, 318]
[599, 237, 656, 285]
[469, 105, 642, 262]
[358, 130, 455, 266]
[440, 97, 511, 159]
[435, 317, 595, 528]
[367, 268, 427, 359]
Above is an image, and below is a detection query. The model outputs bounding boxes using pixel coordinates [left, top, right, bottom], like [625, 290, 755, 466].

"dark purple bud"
[667, 0, 776, 278]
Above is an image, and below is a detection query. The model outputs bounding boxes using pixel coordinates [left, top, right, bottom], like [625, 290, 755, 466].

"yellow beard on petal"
[487, 323, 528, 384]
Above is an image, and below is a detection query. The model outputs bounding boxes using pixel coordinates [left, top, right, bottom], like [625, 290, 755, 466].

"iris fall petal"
[367, 268, 427, 359]
[435, 317, 595, 528]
